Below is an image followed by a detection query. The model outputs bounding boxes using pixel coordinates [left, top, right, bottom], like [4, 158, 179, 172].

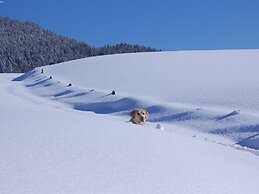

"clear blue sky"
[1, 0, 259, 50]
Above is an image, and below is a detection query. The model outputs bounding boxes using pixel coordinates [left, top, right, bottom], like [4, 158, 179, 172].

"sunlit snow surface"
[1, 50, 259, 194]
[16, 50, 259, 148]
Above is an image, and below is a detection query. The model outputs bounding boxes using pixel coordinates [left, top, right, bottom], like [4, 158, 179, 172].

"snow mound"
[156, 123, 164, 130]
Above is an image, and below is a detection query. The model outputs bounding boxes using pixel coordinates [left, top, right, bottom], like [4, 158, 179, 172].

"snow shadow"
[12, 70, 37, 81]
[215, 110, 240, 121]
[44, 83, 54, 87]
[25, 79, 50, 87]
[73, 97, 142, 114]
[145, 105, 169, 114]
[237, 132, 259, 150]
[54, 90, 73, 97]
[71, 92, 88, 98]
[148, 111, 199, 122]
[53, 91, 94, 100]
[212, 124, 259, 136]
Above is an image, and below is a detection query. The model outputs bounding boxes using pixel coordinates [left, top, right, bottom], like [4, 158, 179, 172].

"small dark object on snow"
[49, 76, 52, 79]
[111, 90, 115, 95]
[68, 83, 72, 87]
[41, 69, 43, 74]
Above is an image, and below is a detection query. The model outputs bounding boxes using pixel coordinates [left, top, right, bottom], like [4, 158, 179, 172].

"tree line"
[0, 16, 159, 73]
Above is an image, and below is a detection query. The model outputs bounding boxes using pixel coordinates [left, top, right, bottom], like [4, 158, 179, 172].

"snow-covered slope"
[14, 49, 259, 149]
[1, 73, 259, 194]
[43, 50, 259, 111]
[1, 50, 259, 193]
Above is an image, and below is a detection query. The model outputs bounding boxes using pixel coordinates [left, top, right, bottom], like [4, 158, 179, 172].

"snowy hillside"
[15, 49, 259, 149]
[1, 50, 259, 194]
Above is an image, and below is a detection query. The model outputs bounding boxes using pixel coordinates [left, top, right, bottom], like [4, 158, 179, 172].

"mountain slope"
[13, 50, 259, 151]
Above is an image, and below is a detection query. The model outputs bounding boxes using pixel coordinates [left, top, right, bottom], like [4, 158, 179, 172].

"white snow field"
[1, 50, 259, 193]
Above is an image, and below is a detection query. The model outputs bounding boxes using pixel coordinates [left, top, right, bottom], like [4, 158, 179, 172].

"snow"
[1, 50, 259, 193]
[238, 134, 259, 150]
[41, 50, 259, 112]
[15, 49, 259, 148]
[156, 123, 164, 130]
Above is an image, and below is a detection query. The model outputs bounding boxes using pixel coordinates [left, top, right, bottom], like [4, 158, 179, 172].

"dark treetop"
[0, 16, 159, 73]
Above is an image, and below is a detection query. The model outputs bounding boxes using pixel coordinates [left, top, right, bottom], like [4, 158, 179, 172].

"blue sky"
[1, 0, 259, 50]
